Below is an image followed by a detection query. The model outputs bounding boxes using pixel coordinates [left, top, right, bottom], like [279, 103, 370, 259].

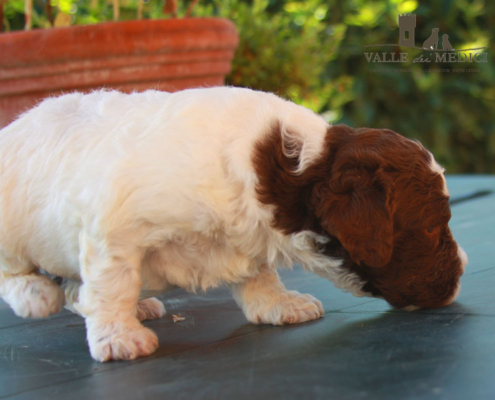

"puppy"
[0, 87, 466, 361]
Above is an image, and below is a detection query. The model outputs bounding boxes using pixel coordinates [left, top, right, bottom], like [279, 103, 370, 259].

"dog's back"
[0, 87, 327, 281]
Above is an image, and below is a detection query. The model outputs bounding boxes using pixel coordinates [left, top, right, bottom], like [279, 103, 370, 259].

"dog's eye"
[426, 226, 440, 234]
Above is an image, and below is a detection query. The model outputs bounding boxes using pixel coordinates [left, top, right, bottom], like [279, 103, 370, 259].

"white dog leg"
[63, 279, 165, 322]
[75, 237, 159, 362]
[0, 255, 64, 318]
[231, 264, 324, 325]
[61, 278, 83, 315]
[136, 298, 166, 322]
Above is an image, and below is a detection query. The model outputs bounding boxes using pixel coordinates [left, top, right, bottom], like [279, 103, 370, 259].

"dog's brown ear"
[314, 153, 394, 268]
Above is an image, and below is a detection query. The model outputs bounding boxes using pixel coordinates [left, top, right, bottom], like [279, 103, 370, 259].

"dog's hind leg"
[136, 297, 166, 321]
[61, 278, 83, 315]
[0, 253, 64, 318]
[231, 263, 324, 325]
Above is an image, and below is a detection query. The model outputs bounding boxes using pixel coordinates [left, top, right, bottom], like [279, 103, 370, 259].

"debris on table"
[172, 314, 186, 323]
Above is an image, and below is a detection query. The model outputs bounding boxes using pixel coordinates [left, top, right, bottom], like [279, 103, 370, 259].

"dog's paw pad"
[137, 297, 166, 321]
[3, 274, 64, 318]
[88, 323, 158, 362]
[247, 291, 324, 325]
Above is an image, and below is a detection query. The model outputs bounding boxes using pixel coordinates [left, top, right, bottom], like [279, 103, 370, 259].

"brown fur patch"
[253, 123, 464, 309]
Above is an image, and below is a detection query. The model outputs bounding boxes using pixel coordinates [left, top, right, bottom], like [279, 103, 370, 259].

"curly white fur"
[0, 87, 365, 361]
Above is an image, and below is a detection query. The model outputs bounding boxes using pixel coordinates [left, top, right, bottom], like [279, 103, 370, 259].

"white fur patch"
[286, 231, 369, 297]
[429, 152, 449, 195]
[458, 246, 468, 273]
[0, 87, 359, 360]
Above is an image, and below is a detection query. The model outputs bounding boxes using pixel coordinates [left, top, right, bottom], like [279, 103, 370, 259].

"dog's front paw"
[87, 320, 159, 362]
[137, 297, 166, 321]
[245, 291, 324, 325]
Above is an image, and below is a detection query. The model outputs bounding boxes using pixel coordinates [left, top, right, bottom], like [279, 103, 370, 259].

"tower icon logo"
[365, 13, 486, 52]
[399, 13, 416, 48]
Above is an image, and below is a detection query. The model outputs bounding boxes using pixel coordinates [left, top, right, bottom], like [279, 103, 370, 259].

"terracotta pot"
[0, 18, 238, 128]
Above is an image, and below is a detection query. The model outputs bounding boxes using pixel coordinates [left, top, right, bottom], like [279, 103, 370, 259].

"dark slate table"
[0, 175, 494, 400]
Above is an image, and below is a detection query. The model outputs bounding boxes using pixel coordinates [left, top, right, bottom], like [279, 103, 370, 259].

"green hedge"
[3, 0, 494, 172]
[196, 0, 495, 173]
